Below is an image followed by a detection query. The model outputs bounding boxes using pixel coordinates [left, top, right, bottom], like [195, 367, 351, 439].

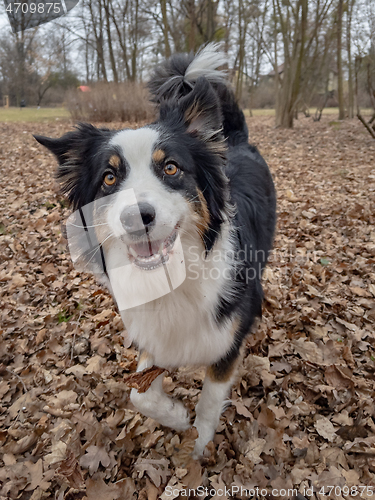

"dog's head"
[35, 78, 229, 272]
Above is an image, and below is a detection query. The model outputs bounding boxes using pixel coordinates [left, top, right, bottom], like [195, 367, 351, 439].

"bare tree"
[104, 0, 119, 82]
[272, 0, 308, 128]
[346, 0, 356, 118]
[271, 0, 336, 128]
[356, 53, 375, 139]
[160, 0, 171, 57]
[337, 0, 345, 119]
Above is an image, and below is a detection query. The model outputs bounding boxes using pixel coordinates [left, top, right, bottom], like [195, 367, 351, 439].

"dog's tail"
[148, 43, 248, 145]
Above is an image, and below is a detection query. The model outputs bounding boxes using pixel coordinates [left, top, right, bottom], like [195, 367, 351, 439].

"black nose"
[120, 203, 156, 234]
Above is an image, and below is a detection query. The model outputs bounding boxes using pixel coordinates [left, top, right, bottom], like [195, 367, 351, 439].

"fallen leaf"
[314, 417, 336, 442]
[80, 446, 111, 476]
[124, 366, 167, 393]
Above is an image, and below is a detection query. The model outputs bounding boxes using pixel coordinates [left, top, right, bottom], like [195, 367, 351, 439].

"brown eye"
[104, 172, 116, 186]
[164, 163, 179, 176]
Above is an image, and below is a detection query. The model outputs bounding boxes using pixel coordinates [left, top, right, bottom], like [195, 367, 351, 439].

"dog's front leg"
[130, 351, 190, 431]
[193, 358, 238, 458]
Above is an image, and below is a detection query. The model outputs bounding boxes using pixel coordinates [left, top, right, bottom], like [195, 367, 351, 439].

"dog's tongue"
[129, 239, 162, 257]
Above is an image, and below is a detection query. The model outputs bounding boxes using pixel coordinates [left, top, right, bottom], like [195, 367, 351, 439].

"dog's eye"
[164, 163, 179, 176]
[103, 173, 117, 186]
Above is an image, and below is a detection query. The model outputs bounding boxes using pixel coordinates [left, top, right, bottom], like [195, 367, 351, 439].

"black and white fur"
[35, 44, 276, 457]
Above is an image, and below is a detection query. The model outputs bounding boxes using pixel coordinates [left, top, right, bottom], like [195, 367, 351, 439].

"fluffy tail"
[148, 43, 248, 145]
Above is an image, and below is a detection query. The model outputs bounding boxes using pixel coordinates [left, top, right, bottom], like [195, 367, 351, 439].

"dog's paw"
[159, 398, 191, 431]
[192, 435, 210, 459]
[192, 418, 215, 458]
[130, 388, 190, 431]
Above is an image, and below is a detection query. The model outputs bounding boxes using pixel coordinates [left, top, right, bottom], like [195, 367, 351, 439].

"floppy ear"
[34, 124, 113, 209]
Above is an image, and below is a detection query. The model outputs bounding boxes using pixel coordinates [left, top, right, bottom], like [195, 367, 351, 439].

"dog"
[35, 44, 276, 457]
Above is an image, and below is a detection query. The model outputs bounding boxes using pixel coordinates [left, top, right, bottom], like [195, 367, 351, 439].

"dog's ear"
[34, 133, 74, 165]
[179, 79, 229, 253]
[179, 77, 224, 149]
[34, 124, 112, 209]
[178, 78, 229, 253]
[34, 123, 111, 165]
[158, 77, 225, 156]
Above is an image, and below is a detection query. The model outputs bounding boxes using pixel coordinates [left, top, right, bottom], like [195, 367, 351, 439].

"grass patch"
[244, 109, 275, 117]
[44, 202, 57, 210]
[57, 310, 72, 323]
[0, 107, 70, 123]
[2, 105, 372, 123]
[337, 169, 349, 177]
[244, 107, 374, 118]
[329, 120, 341, 130]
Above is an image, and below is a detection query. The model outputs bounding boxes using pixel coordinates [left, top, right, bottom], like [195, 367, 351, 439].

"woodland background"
[0, 0, 375, 128]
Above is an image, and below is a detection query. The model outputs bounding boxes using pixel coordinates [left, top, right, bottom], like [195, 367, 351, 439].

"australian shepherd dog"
[35, 44, 276, 457]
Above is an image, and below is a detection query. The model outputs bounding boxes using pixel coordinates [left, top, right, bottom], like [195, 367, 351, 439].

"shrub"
[250, 81, 277, 109]
[65, 82, 155, 123]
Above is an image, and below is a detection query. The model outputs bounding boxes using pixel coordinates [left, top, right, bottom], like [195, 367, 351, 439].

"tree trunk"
[274, 0, 307, 128]
[188, 0, 196, 51]
[104, 0, 118, 83]
[347, 0, 355, 118]
[109, 1, 131, 80]
[235, 0, 245, 100]
[16, 39, 25, 106]
[88, 0, 108, 81]
[131, 0, 139, 81]
[160, 0, 171, 57]
[206, 0, 215, 42]
[337, 0, 345, 120]
[289, 0, 307, 123]
[273, 0, 280, 125]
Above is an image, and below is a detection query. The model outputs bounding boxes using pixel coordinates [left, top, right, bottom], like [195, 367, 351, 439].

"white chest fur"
[115, 225, 236, 368]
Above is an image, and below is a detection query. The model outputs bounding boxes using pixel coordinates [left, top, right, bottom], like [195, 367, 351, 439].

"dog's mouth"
[126, 226, 179, 270]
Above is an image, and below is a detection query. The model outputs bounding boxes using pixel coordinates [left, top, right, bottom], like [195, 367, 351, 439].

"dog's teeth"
[127, 226, 178, 270]
[129, 246, 138, 258]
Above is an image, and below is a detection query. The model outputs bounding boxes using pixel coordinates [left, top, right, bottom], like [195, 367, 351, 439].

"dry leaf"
[243, 438, 266, 464]
[80, 446, 111, 475]
[124, 366, 167, 393]
[134, 457, 170, 487]
[314, 417, 336, 442]
[55, 451, 85, 489]
[1, 116, 374, 497]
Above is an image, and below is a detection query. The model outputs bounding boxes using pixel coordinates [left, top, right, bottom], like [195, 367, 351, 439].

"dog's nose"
[120, 203, 156, 233]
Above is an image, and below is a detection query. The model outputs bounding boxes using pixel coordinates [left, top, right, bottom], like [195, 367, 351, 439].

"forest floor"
[0, 115, 375, 500]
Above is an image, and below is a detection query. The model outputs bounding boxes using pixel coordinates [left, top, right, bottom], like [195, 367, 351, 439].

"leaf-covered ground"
[0, 116, 374, 499]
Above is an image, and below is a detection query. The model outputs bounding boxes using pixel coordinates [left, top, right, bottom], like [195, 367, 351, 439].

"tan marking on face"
[152, 149, 166, 163]
[109, 154, 121, 168]
[191, 189, 210, 241]
[197, 189, 210, 227]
